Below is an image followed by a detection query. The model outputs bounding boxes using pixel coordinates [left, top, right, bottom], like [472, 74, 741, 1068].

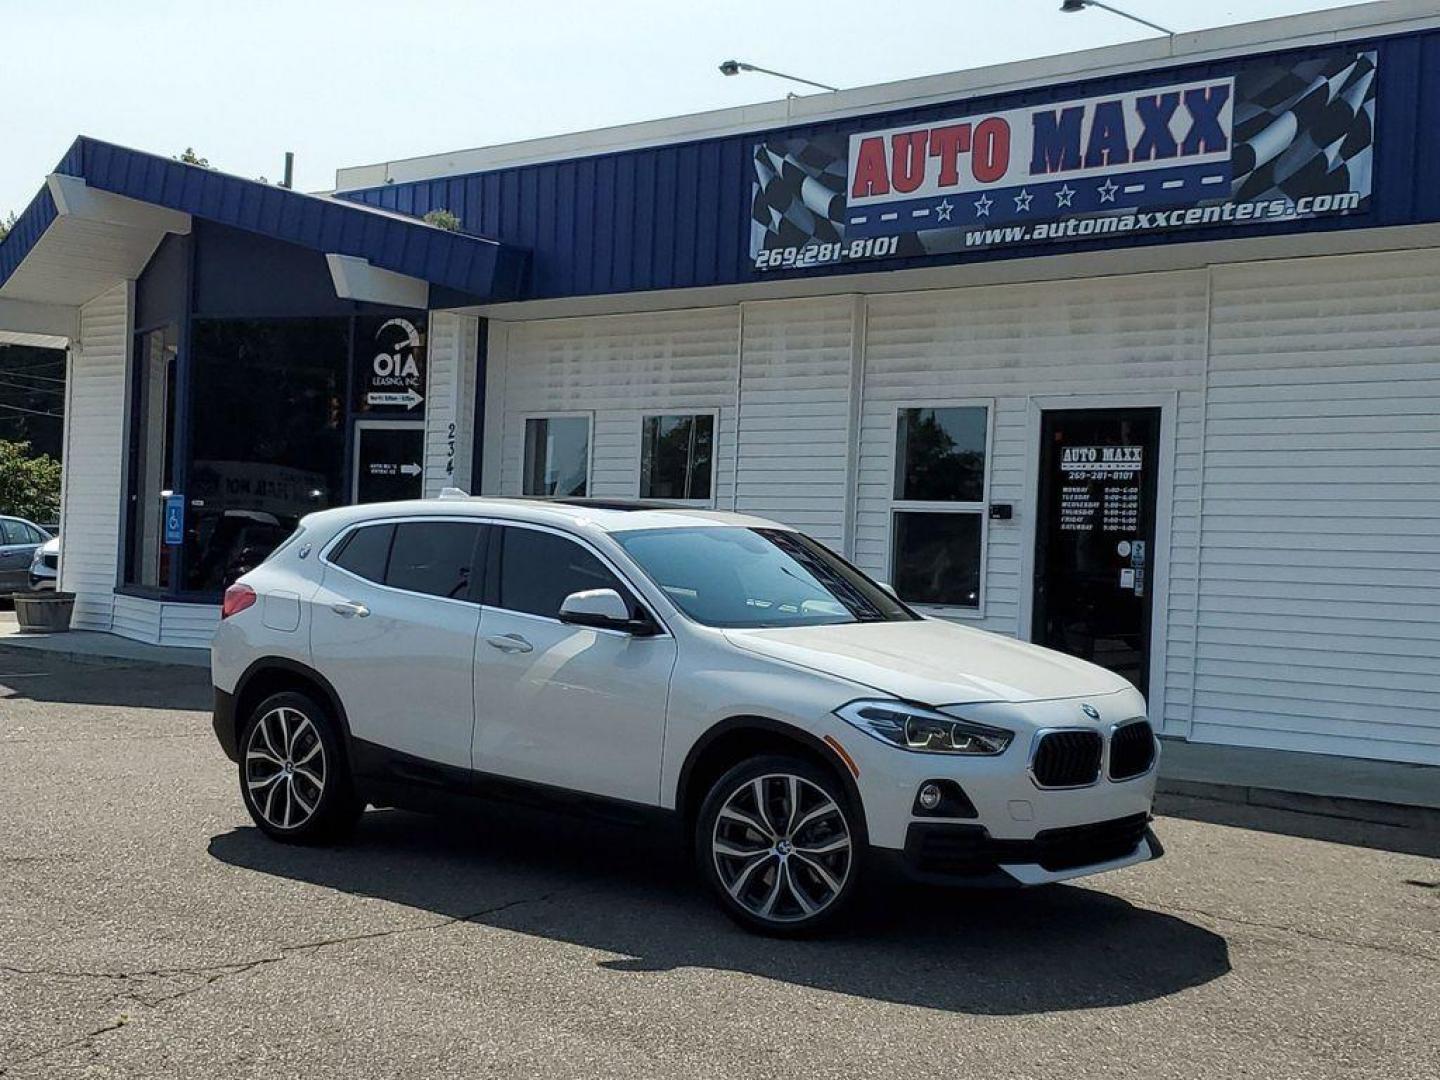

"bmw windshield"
[614, 526, 916, 629]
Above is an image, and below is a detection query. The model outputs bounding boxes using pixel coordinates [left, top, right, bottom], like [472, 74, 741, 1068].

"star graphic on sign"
[935, 199, 954, 222]
[1014, 188, 1034, 212]
[973, 194, 993, 217]
[1097, 178, 1119, 203]
[1056, 184, 1076, 208]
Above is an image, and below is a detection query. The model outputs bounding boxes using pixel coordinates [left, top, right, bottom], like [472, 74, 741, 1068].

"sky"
[1, 0, 1370, 217]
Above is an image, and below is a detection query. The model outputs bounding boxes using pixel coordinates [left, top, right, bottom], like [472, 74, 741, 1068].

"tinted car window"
[493, 527, 626, 618]
[330, 524, 395, 583]
[385, 522, 483, 601]
[25, 523, 48, 543]
[1, 520, 28, 545]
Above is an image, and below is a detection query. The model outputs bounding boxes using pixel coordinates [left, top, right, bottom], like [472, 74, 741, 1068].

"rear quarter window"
[330, 524, 395, 583]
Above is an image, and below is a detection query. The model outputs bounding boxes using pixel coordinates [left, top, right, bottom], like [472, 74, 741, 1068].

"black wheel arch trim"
[225, 657, 355, 761]
[675, 715, 867, 833]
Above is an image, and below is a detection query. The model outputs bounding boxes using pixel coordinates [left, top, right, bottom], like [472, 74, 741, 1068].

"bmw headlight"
[834, 700, 1013, 756]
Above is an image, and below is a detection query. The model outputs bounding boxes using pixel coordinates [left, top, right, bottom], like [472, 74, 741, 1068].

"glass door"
[1032, 407, 1161, 691]
[353, 421, 425, 503]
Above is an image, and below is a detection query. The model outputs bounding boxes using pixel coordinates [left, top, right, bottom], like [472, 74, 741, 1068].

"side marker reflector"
[822, 734, 860, 779]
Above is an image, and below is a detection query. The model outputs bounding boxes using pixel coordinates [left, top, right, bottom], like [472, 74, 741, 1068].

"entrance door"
[1033, 408, 1161, 692]
[353, 422, 425, 503]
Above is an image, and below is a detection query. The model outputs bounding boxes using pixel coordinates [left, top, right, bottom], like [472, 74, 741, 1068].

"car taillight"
[221, 583, 257, 619]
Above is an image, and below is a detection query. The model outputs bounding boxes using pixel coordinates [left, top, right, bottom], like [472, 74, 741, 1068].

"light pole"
[718, 60, 838, 93]
[1059, 0, 1175, 37]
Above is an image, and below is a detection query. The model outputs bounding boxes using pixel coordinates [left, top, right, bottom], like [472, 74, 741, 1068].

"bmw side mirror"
[558, 588, 651, 633]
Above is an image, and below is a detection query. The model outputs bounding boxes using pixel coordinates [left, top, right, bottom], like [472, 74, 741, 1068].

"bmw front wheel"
[696, 755, 864, 936]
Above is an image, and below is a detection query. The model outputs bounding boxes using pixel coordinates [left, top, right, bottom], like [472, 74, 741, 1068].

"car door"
[472, 523, 677, 805]
[0, 519, 40, 591]
[310, 518, 486, 772]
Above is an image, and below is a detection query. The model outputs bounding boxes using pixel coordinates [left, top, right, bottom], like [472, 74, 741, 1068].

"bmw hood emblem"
[1080, 703, 1101, 720]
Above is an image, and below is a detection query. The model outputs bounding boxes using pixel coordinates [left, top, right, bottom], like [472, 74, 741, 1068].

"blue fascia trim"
[0, 136, 528, 303]
[0, 185, 59, 291]
[339, 25, 1440, 302]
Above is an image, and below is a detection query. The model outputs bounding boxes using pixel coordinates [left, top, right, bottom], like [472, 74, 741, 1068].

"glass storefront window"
[123, 325, 178, 588]
[183, 318, 350, 593]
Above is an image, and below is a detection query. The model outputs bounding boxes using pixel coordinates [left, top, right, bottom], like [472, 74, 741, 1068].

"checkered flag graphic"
[749, 135, 848, 255]
[1231, 49, 1377, 205]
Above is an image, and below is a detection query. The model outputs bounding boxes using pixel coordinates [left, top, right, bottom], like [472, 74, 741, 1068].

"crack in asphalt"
[1154, 901, 1440, 965]
[0, 888, 567, 1075]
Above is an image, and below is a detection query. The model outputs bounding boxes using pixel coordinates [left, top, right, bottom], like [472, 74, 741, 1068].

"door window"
[1032, 408, 1160, 690]
[385, 522, 484, 600]
[889, 405, 989, 610]
[1, 520, 28, 545]
[522, 416, 591, 497]
[354, 424, 425, 504]
[489, 526, 628, 619]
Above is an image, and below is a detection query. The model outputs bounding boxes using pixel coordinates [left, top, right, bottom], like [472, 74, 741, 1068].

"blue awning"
[0, 137, 527, 313]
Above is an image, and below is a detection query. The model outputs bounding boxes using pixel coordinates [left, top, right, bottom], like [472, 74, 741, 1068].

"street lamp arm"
[1070, 1, 1175, 36]
[719, 60, 838, 93]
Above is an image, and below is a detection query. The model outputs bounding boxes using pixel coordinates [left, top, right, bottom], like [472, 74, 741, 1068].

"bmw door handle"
[331, 600, 370, 618]
[485, 633, 533, 654]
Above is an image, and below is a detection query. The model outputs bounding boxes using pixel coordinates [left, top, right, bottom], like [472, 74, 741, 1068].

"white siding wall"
[475, 248, 1439, 764]
[1195, 250, 1440, 765]
[423, 311, 480, 496]
[857, 273, 1209, 685]
[734, 297, 858, 549]
[489, 308, 741, 502]
[58, 283, 131, 632]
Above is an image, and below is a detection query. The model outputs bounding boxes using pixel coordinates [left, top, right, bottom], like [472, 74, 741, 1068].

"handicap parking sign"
[164, 494, 185, 546]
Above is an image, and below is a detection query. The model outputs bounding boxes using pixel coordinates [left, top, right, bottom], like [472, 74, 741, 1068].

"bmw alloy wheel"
[244, 706, 327, 831]
[711, 773, 853, 924]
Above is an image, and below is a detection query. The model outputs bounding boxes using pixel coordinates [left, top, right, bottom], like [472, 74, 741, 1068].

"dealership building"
[1, 0, 1437, 766]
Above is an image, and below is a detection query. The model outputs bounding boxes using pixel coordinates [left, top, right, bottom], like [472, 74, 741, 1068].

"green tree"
[0, 440, 61, 523]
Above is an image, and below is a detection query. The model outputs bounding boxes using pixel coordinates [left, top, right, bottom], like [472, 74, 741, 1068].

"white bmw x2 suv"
[212, 494, 1162, 934]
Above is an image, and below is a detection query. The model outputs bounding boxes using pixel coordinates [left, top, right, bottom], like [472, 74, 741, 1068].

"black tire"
[695, 754, 866, 936]
[238, 691, 362, 844]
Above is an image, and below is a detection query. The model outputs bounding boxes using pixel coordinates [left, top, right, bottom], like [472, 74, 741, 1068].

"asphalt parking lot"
[1, 650, 1436, 1079]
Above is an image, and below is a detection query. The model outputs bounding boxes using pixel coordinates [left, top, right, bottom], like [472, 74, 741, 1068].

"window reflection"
[123, 326, 178, 589]
[183, 318, 349, 592]
[640, 414, 714, 501]
[523, 416, 590, 497]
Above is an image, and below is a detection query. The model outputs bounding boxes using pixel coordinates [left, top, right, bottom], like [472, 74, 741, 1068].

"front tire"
[695, 755, 865, 936]
[238, 691, 361, 844]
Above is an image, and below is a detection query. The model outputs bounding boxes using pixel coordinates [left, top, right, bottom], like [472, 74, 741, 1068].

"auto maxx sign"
[749, 48, 1377, 270]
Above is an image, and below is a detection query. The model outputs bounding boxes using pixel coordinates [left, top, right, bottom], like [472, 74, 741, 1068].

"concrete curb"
[0, 638, 210, 670]
[1156, 777, 1440, 833]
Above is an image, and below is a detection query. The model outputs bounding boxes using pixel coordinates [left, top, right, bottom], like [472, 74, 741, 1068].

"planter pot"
[13, 592, 75, 633]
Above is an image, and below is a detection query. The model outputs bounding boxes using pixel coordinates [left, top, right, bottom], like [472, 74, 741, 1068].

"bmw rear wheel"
[239, 691, 361, 844]
[696, 755, 864, 936]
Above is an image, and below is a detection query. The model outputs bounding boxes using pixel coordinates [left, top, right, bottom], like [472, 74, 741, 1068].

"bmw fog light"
[917, 783, 943, 811]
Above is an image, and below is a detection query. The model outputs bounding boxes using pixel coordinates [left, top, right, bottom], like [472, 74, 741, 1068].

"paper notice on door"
[1119, 568, 1136, 590]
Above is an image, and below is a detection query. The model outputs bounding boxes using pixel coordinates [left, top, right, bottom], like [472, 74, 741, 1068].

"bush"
[0, 440, 61, 524]
[423, 208, 462, 232]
